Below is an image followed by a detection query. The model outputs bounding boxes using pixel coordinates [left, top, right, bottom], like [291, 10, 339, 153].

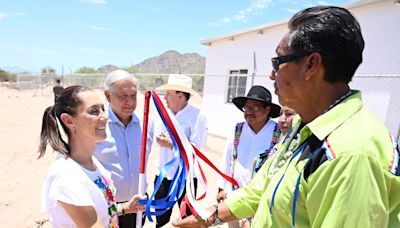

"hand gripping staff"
[137, 90, 239, 225]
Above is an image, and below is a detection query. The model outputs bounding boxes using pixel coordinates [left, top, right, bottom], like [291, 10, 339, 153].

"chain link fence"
[1, 73, 399, 137]
[0, 73, 205, 97]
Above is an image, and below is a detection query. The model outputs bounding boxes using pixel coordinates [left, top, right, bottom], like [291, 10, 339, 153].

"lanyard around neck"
[269, 140, 308, 215]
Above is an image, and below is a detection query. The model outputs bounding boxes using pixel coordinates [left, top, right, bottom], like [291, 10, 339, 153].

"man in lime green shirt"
[172, 5, 400, 228]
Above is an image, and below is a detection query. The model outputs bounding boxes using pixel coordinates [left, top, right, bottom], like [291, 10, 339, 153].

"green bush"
[0, 69, 16, 82]
[75, 67, 99, 74]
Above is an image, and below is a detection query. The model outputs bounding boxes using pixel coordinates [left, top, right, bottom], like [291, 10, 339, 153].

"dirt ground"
[0, 86, 228, 228]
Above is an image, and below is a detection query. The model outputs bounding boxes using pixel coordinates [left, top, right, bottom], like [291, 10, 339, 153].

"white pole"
[136, 173, 146, 228]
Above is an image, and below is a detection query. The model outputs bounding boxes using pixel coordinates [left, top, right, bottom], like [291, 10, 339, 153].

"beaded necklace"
[268, 121, 301, 178]
[267, 90, 355, 178]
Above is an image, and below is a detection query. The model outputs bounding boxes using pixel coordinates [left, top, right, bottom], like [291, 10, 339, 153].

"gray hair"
[104, 69, 139, 91]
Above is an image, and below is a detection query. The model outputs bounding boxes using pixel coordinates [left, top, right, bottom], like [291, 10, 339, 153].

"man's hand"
[172, 215, 208, 228]
[156, 132, 173, 149]
[216, 189, 226, 203]
[125, 194, 147, 214]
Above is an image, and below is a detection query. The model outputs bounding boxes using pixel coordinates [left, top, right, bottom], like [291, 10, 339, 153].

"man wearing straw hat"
[94, 69, 154, 227]
[154, 74, 208, 228]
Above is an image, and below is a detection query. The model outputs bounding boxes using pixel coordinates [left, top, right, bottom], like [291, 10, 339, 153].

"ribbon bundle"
[138, 90, 239, 224]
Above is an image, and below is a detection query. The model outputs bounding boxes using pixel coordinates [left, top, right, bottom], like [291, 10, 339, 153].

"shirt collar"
[306, 90, 362, 141]
[174, 103, 191, 116]
[245, 118, 273, 135]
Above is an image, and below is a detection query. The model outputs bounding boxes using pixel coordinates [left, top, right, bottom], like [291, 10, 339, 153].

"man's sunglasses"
[271, 53, 308, 72]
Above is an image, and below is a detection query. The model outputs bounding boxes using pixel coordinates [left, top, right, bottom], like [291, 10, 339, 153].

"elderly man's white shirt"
[218, 119, 277, 190]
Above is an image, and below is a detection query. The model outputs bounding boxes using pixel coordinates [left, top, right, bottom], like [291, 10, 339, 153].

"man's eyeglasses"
[271, 53, 307, 72]
[242, 105, 263, 112]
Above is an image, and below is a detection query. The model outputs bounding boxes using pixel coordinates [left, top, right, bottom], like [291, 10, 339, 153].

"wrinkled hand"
[216, 189, 226, 203]
[124, 194, 147, 214]
[172, 215, 208, 228]
[156, 132, 173, 149]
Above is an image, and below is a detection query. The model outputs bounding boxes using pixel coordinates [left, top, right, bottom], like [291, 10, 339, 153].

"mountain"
[133, 50, 205, 74]
[97, 64, 119, 74]
[0, 66, 29, 74]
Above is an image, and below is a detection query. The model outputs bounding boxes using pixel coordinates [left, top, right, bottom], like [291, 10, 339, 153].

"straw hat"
[232, 85, 281, 118]
[156, 74, 200, 97]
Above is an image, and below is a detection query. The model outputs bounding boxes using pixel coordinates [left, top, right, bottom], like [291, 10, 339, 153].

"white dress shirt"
[156, 104, 208, 180]
[94, 105, 154, 202]
[218, 119, 278, 191]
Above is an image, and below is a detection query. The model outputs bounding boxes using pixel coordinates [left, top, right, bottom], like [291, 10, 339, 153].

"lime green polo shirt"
[226, 91, 400, 227]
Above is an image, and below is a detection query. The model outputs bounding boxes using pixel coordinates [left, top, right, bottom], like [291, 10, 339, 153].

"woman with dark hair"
[38, 85, 145, 227]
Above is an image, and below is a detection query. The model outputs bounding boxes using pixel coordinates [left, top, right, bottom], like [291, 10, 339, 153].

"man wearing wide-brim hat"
[216, 85, 281, 228]
[153, 74, 208, 228]
[232, 85, 281, 118]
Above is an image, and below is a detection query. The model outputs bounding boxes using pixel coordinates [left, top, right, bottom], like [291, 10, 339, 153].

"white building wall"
[350, 1, 400, 136]
[202, 0, 400, 137]
[354, 1, 400, 74]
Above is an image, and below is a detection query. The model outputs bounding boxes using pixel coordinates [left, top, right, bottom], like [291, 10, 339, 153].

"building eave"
[200, 19, 288, 46]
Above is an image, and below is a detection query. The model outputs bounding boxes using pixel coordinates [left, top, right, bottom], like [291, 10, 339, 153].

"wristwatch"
[211, 204, 224, 226]
[212, 217, 224, 226]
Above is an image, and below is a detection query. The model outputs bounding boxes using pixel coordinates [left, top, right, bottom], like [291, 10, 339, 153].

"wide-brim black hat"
[232, 85, 281, 118]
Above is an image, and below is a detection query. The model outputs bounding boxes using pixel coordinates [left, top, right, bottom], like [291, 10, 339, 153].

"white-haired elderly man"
[94, 69, 154, 228]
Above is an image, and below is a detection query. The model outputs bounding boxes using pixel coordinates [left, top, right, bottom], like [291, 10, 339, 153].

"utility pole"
[251, 51, 257, 86]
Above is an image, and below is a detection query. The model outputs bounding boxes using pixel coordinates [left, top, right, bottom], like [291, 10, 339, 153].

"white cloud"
[0, 45, 60, 55]
[0, 12, 26, 21]
[0, 12, 7, 20]
[207, 22, 220, 27]
[209, 0, 271, 27]
[317, 1, 330, 5]
[60, 46, 117, 55]
[89, 26, 111, 32]
[152, 8, 162, 12]
[282, 7, 298, 13]
[0, 44, 127, 56]
[80, 0, 107, 4]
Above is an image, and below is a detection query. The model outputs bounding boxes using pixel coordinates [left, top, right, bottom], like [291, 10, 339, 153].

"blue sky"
[0, 0, 353, 74]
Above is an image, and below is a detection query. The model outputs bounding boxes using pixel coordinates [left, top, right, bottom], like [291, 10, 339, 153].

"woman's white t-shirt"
[42, 155, 118, 227]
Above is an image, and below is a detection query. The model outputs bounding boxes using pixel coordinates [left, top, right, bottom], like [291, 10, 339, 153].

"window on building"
[227, 69, 248, 103]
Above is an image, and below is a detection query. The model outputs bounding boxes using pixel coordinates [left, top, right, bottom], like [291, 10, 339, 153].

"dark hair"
[38, 85, 92, 158]
[288, 6, 364, 83]
[176, 91, 191, 101]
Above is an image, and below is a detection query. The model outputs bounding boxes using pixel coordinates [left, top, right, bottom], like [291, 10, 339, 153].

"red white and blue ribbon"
[389, 132, 399, 175]
[322, 138, 336, 161]
[136, 91, 151, 228]
[138, 90, 239, 223]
